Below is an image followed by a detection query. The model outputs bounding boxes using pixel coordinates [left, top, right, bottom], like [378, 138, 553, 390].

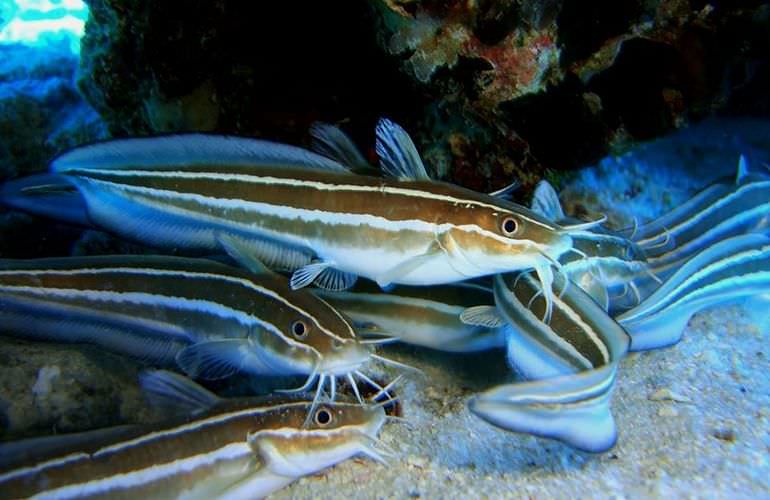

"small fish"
[315, 280, 507, 353]
[0, 254, 395, 410]
[617, 233, 770, 351]
[468, 362, 620, 453]
[1, 120, 572, 316]
[0, 370, 390, 499]
[530, 180, 653, 313]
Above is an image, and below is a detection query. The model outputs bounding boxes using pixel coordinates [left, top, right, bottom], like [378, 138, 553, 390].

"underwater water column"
[0, 0, 88, 54]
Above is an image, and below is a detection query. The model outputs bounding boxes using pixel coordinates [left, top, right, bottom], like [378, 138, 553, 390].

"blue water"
[0, 0, 87, 54]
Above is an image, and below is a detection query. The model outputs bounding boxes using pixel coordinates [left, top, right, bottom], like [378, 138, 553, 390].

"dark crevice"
[588, 38, 684, 139]
[500, 75, 610, 170]
[557, 0, 645, 66]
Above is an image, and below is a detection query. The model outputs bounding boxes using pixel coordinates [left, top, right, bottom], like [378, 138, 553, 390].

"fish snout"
[319, 341, 372, 376]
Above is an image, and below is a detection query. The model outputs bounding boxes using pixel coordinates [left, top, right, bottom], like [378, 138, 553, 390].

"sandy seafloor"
[273, 305, 769, 499]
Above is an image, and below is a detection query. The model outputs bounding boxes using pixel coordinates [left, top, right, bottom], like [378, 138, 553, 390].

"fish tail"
[0, 173, 90, 227]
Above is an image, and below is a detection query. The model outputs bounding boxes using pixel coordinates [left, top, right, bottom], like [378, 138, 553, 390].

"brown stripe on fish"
[0, 256, 373, 386]
[316, 281, 506, 353]
[63, 165, 556, 228]
[0, 371, 388, 500]
[467, 271, 629, 380]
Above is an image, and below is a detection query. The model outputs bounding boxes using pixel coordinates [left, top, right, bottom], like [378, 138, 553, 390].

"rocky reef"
[76, 0, 770, 191]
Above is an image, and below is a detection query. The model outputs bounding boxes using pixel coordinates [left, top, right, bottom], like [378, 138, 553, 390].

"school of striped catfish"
[0, 118, 767, 497]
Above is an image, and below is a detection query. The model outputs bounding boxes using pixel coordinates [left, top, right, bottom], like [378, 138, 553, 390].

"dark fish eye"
[291, 320, 308, 339]
[331, 338, 343, 350]
[314, 408, 333, 426]
[501, 216, 519, 236]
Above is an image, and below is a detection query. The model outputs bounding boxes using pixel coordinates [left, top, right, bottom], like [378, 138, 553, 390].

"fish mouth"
[321, 359, 366, 376]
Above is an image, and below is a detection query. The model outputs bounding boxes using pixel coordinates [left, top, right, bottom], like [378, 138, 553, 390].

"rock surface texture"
[78, 0, 770, 190]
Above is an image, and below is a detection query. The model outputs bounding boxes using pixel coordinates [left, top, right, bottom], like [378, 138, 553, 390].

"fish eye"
[500, 216, 519, 236]
[314, 407, 333, 426]
[291, 320, 308, 339]
[331, 338, 344, 350]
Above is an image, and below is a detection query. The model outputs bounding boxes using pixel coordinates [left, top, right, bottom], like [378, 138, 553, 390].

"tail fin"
[0, 173, 91, 227]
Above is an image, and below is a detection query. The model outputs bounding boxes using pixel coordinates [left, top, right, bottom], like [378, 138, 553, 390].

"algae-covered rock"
[77, 0, 769, 191]
[0, 338, 151, 440]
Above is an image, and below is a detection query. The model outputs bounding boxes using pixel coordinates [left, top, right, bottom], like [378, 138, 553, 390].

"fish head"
[444, 199, 572, 277]
[249, 400, 388, 478]
[251, 287, 372, 377]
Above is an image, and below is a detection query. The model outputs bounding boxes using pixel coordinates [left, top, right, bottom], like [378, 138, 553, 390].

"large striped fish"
[530, 180, 653, 313]
[0, 254, 392, 409]
[0, 370, 390, 499]
[1, 120, 572, 314]
[315, 281, 507, 353]
[461, 270, 629, 451]
[617, 233, 770, 351]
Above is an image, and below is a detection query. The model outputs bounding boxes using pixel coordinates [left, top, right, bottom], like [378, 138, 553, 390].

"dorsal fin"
[309, 122, 371, 170]
[530, 180, 565, 221]
[736, 154, 749, 185]
[51, 134, 351, 173]
[375, 118, 431, 181]
[489, 181, 520, 201]
[138, 369, 221, 416]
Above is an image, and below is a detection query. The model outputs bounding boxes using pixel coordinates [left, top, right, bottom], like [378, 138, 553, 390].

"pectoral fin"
[375, 247, 441, 288]
[290, 261, 357, 290]
[459, 305, 506, 328]
[138, 369, 221, 416]
[175, 339, 253, 380]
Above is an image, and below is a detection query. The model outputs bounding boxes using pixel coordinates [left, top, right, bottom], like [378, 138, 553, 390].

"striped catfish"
[315, 280, 507, 353]
[1, 120, 572, 315]
[461, 271, 629, 452]
[0, 254, 391, 408]
[463, 271, 630, 380]
[632, 156, 770, 282]
[617, 233, 770, 351]
[530, 180, 653, 313]
[469, 362, 620, 452]
[0, 370, 390, 499]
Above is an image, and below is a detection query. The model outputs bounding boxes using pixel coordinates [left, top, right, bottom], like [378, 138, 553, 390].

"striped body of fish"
[632, 157, 770, 282]
[315, 281, 507, 353]
[0, 370, 388, 499]
[470, 271, 630, 380]
[462, 270, 629, 452]
[1, 122, 571, 303]
[0, 255, 377, 399]
[618, 233, 770, 351]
